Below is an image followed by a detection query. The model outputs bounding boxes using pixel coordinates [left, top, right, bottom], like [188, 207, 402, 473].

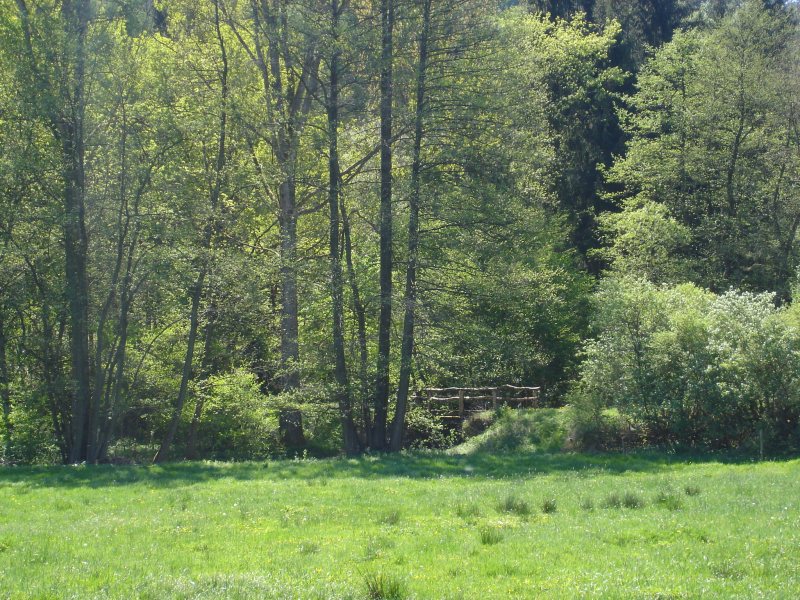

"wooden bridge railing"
[413, 385, 541, 420]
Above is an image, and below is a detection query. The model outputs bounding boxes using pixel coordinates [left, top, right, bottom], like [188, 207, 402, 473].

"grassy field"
[0, 451, 798, 599]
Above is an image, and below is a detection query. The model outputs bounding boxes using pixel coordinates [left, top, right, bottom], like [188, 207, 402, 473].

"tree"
[606, 0, 800, 295]
[224, 0, 321, 393]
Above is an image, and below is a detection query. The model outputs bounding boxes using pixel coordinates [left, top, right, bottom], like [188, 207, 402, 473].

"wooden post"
[492, 388, 498, 410]
[458, 390, 465, 420]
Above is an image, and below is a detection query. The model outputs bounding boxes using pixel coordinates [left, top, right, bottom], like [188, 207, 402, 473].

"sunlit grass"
[0, 452, 798, 598]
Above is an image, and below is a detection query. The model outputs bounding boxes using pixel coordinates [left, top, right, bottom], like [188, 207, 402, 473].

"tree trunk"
[279, 409, 306, 449]
[186, 309, 216, 460]
[341, 199, 371, 442]
[234, 0, 319, 395]
[60, 0, 92, 463]
[372, 0, 394, 451]
[154, 0, 228, 463]
[98, 232, 138, 462]
[328, 0, 359, 455]
[0, 306, 12, 461]
[279, 181, 300, 391]
[390, 0, 431, 452]
[153, 272, 205, 463]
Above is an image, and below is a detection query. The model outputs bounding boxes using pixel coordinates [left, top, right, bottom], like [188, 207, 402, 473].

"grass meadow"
[0, 452, 798, 599]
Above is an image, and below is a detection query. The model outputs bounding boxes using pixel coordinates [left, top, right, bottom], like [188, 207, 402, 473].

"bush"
[402, 404, 461, 450]
[192, 369, 280, 460]
[569, 277, 800, 451]
[5, 402, 60, 465]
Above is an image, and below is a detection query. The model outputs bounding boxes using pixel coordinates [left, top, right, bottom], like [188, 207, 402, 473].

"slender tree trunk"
[341, 199, 371, 440]
[154, 0, 228, 462]
[264, 1, 300, 393]
[726, 117, 745, 217]
[0, 306, 12, 461]
[372, 0, 394, 450]
[235, 0, 318, 395]
[279, 181, 300, 391]
[390, 0, 431, 452]
[60, 0, 92, 463]
[88, 113, 132, 464]
[186, 309, 215, 460]
[327, 0, 359, 455]
[97, 226, 139, 462]
[98, 286, 130, 461]
[26, 263, 68, 462]
[154, 272, 205, 463]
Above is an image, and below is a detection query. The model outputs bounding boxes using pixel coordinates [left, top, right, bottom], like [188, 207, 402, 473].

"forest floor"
[0, 452, 798, 599]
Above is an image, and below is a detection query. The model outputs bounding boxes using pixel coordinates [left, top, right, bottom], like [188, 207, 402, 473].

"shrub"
[402, 404, 461, 450]
[5, 400, 60, 465]
[569, 277, 800, 451]
[193, 370, 280, 460]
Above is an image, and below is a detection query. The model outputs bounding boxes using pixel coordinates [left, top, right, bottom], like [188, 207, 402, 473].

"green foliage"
[453, 408, 569, 454]
[570, 277, 800, 450]
[606, 1, 800, 295]
[594, 198, 693, 283]
[5, 403, 59, 465]
[192, 370, 280, 460]
[1, 0, 798, 464]
[402, 405, 462, 451]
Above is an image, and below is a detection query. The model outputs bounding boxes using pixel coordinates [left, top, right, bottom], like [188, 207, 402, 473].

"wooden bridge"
[413, 385, 541, 420]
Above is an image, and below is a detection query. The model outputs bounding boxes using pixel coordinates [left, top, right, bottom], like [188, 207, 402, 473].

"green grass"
[452, 407, 570, 454]
[0, 452, 799, 598]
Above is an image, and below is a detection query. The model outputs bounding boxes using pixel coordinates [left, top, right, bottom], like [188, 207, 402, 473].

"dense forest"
[0, 0, 798, 464]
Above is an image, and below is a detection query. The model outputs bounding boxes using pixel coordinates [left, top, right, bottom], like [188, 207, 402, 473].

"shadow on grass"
[0, 449, 786, 490]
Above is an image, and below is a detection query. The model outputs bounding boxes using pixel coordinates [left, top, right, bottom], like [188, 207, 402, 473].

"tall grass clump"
[455, 502, 481, 519]
[622, 492, 645, 509]
[655, 489, 683, 510]
[541, 498, 557, 513]
[364, 573, 406, 600]
[684, 484, 701, 496]
[497, 495, 531, 516]
[479, 527, 504, 545]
